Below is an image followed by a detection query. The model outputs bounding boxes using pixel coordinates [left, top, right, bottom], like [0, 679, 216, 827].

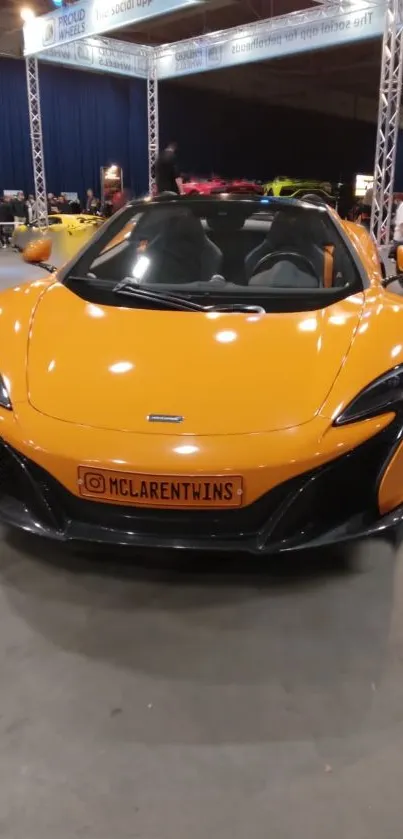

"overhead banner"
[38, 36, 150, 78]
[156, 4, 386, 79]
[23, 0, 203, 56]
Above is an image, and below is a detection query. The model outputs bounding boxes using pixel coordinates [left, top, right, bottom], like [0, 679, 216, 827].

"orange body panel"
[0, 216, 403, 519]
[27, 284, 364, 435]
[339, 219, 384, 287]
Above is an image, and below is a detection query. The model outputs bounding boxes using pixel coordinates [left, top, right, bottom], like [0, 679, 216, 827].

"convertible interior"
[89, 204, 356, 291]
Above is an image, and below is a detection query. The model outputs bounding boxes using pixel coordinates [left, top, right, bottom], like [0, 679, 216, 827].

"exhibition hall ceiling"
[0, 0, 384, 118]
[0, 0, 321, 52]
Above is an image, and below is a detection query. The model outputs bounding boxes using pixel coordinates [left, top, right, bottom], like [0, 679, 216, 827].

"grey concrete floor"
[0, 534, 401, 839]
[0, 250, 403, 838]
[0, 247, 52, 287]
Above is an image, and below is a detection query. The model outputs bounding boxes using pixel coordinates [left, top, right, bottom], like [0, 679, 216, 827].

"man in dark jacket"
[0, 199, 12, 247]
[12, 192, 27, 225]
[57, 194, 72, 214]
[85, 188, 100, 214]
[155, 142, 184, 195]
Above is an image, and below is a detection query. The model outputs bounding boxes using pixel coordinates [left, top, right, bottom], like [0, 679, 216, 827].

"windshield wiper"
[113, 280, 206, 312]
[209, 304, 265, 314]
[69, 276, 267, 314]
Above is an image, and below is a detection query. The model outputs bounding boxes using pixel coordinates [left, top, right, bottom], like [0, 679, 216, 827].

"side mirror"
[22, 238, 52, 264]
[396, 244, 403, 274]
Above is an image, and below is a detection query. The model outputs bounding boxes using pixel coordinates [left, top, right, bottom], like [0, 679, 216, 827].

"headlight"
[0, 375, 12, 411]
[334, 365, 403, 426]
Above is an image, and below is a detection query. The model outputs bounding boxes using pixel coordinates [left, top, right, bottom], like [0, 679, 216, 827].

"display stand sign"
[355, 174, 374, 198]
[23, 0, 203, 56]
[3, 190, 21, 198]
[29, 0, 391, 82]
[39, 35, 150, 78]
[156, 2, 386, 79]
[101, 165, 124, 205]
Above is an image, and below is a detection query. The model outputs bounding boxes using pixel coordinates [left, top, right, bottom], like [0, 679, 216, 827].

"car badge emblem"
[147, 414, 184, 424]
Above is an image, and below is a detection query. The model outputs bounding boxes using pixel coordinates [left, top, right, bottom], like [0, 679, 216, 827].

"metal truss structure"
[25, 0, 403, 240]
[370, 0, 403, 245]
[154, 0, 380, 63]
[147, 55, 159, 195]
[25, 57, 48, 228]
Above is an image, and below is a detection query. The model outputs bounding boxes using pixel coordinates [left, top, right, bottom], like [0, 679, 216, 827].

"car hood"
[26, 284, 364, 435]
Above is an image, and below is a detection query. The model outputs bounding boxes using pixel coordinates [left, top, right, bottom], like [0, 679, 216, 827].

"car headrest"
[207, 213, 245, 233]
[269, 212, 309, 247]
[133, 206, 200, 247]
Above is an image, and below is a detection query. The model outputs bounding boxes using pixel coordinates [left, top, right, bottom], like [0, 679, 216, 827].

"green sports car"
[263, 175, 335, 203]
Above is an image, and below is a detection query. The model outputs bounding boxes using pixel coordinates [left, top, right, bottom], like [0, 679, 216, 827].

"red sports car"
[182, 176, 264, 196]
[182, 177, 228, 195]
[226, 178, 264, 196]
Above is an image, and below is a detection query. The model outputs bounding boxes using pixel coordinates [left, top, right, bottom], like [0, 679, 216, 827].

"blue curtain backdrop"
[0, 57, 148, 200]
[159, 82, 378, 185]
[1, 56, 401, 196]
[0, 59, 33, 193]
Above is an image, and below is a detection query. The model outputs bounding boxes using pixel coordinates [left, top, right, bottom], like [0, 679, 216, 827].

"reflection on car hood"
[26, 284, 364, 435]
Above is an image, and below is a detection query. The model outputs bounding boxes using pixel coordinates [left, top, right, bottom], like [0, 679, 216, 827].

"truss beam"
[147, 56, 159, 194]
[25, 57, 48, 228]
[22, 0, 403, 232]
[154, 0, 382, 60]
[371, 0, 403, 245]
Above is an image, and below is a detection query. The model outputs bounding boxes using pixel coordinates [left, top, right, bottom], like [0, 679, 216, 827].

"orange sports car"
[1, 193, 403, 554]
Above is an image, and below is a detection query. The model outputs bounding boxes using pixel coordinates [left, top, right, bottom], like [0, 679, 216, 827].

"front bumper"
[0, 426, 400, 553]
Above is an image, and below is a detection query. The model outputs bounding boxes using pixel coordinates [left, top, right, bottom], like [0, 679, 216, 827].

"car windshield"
[64, 197, 362, 308]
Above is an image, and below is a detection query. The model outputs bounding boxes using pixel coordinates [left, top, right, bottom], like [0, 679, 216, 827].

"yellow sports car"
[13, 214, 104, 265]
[0, 193, 403, 554]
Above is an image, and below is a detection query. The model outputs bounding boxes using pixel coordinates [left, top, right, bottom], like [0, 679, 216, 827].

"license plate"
[77, 467, 243, 508]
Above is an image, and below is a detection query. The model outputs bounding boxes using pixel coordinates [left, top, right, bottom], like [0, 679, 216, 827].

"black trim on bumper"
[0, 424, 401, 553]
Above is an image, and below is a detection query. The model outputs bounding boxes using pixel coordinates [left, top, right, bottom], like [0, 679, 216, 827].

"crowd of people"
[0, 187, 129, 248]
[0, 144, 182, 244]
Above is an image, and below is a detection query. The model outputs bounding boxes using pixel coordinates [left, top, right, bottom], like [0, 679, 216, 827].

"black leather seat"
[133, 208, 223, 284]
[246, 211, 341, 288]
[206, 213, 250, 285]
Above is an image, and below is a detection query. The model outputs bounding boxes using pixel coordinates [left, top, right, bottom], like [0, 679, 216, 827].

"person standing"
[386, 195, 403, 270]
[26, 194, 37, 224]
[57, 194, 72, 214]
[359, 185, 373, 231]
[47, 193, 58, 214]
[393, 198, 403, 246]
[0, 199, 11, 248]
[111, 187, 130, 214]
[12, 192, 27, 226]
[155, 142, 184, 195]
[85, 188, 100, 214]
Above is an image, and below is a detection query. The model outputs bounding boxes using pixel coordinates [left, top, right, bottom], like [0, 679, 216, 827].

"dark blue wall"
[159, 83, 378, 185]
[0, 56, 395, 197]
[0, 57, 148, 199]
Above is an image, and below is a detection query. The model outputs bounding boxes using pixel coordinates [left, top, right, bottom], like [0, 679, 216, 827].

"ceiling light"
[20, 7, 35, 22]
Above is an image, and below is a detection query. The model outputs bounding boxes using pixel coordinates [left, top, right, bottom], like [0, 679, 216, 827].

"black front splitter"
[0, 495, 401, 555]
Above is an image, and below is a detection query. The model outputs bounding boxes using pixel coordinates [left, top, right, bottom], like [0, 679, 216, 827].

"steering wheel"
[251, 250, 318, 279]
